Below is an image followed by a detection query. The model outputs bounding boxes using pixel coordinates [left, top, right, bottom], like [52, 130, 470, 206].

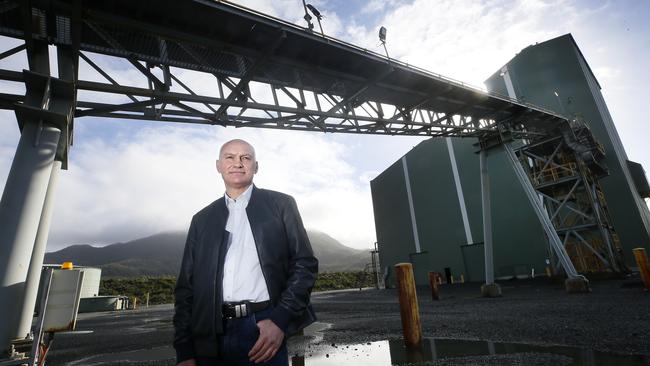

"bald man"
[174, 139, 318, 366]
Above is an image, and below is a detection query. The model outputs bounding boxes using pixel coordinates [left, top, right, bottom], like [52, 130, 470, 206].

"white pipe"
[0, 121, 61, 352]
[16, 160, 62, 340]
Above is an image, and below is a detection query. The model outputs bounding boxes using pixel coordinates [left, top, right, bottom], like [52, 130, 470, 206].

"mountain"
[307, 231, 371, 272]
[45, 230, 371, 277]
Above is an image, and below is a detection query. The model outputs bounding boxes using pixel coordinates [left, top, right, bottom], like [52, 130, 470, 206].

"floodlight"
[301, 0, 314, 31]
[307, 4, 325, 36]
[379, 26, 387, 44]
[378, 26, 389, 59]
[307, 4, 322, 20]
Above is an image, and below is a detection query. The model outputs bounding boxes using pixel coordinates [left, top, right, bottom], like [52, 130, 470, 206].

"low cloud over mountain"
[45, 230, 371, 277]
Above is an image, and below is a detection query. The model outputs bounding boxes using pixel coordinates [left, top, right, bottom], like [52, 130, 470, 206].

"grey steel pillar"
[480, 149, 501, 297]
[10, 42, 79, 345]
[0, 3, 78, 354]
[480, 149, 494, 285]
[0, 122, 62, 351]
[15, 160, 62, 339]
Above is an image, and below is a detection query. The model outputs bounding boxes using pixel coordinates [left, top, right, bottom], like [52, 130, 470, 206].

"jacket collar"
[214, 184, 262, 225]
[246, 185, 267, 247]
[246, 185, 262, 221]
[224, 184, 254, 208]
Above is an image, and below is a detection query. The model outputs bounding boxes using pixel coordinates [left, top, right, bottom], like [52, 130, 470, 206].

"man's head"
[216, 139, 258, 193]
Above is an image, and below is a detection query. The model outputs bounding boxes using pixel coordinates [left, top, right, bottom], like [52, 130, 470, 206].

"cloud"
[38, 122, 376, 250]
[592, 66, 621, 86]
[336, 0, 589, 87]
[0, 112, 20, 187]
[361, 0, 404, 15]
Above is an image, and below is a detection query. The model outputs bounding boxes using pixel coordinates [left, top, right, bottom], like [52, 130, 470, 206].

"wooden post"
[395, 263, 422, 346]
[290, 355, 305, 366]
[633, 248, 650, 290]
[428, 272, 440, 300]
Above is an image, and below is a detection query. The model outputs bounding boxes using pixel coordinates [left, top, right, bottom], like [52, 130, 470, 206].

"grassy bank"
[100, 271, 376, 305]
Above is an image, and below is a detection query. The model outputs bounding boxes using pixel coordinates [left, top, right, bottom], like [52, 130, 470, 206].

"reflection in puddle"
[290, 338, 650, 366]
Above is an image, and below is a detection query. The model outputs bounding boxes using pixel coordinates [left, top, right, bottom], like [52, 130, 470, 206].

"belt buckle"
[235, 303, 248, 318]
[226, 301, 249, 319]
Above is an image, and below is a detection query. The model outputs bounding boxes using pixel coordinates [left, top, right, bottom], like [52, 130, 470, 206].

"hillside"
[45, 230, 370, 277]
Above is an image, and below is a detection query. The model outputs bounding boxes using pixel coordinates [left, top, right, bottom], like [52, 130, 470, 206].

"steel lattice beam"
[0, 0, 571, 143]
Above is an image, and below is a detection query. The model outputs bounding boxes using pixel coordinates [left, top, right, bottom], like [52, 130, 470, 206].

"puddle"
[301, 322, 332, 343]
[290, 338, 650, 366]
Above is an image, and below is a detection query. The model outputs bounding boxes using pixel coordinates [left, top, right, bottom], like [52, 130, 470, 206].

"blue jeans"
[196, 307, 288, 366]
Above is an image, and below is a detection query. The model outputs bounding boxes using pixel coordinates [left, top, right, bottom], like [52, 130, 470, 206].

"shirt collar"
[224, 184, 254, 208]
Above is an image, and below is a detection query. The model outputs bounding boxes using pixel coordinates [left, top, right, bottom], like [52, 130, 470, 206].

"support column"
[15, 160, 63, 339]
[479, 149, 501, 297]
[10, 42, 79, 343]
[0, 122, 62, 353]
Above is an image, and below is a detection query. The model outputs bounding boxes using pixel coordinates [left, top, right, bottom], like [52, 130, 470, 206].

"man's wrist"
[269, 305, 292, 333]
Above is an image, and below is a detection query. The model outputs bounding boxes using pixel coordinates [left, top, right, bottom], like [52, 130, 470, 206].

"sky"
[0, 0, 649, 251]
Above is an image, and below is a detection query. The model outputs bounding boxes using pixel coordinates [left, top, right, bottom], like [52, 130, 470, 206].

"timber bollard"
[633, 248, 650, 290]
[395, 263, 422, 346]
[428, 272, 440, 300]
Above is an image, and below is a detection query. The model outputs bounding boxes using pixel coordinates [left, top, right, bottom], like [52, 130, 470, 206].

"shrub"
[100, 271, 376, 305]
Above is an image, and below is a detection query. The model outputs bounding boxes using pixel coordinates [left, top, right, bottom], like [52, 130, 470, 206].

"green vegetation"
[100, 276, 176, 305]
[100, 271, 376, 305]
[313, 271, 375, 291]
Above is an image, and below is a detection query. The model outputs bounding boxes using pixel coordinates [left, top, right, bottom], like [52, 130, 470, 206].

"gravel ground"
[310, 277, 650, 355]
[44, 277, 650, 365]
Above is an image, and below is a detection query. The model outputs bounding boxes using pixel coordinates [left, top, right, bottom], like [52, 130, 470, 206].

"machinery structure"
[514, 122, 623, 273]
[0, 0, 621, 361]
[485, 34, 650, 265]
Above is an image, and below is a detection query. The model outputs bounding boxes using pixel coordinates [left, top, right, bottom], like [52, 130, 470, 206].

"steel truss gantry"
[513, 123, 624, 274]
[0, 0, 571, 146]
[0, 0, 613, 358]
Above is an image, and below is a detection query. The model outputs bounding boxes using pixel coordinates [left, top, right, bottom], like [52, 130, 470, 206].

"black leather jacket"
[173, 186, 318, 362]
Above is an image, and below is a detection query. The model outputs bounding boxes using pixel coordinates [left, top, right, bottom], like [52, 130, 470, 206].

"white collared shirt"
[222, 184, 270, 302]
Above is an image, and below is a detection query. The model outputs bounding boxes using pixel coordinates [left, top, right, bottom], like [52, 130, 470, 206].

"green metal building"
[371, 34, 650, 286]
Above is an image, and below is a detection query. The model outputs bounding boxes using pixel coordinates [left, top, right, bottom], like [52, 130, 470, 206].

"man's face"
[216, 140, 258, 190]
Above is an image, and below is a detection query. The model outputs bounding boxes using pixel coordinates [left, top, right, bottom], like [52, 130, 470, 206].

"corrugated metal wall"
[371, 137, 549, 286]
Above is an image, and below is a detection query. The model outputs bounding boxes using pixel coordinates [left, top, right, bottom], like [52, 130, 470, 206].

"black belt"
[222, 300, 270, 319]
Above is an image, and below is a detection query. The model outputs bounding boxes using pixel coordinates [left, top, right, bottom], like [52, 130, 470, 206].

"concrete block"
[565, 277, 591, 293]
[480, 283, 502, 297]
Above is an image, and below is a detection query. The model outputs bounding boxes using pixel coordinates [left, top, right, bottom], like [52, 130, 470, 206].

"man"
[174, 139, 318, 366]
